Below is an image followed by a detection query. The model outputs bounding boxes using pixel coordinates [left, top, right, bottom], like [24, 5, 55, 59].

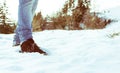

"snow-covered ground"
[0, 3, 120, 73]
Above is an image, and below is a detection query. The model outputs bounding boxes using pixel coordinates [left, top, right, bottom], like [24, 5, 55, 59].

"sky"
[0, 0, 120, 21]
[91, 0, 120, 11]
[3, 0, 68, 21]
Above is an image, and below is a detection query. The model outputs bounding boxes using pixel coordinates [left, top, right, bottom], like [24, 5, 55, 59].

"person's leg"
[13, 28, 20, 46]
[32, 0, 38, 18]
[13, 0, 33, 45]
[13, 0, 38, 46]
[17, 0, 34, 43]
[14, 0, 47, 55]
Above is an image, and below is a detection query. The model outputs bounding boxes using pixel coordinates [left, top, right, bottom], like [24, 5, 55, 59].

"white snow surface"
[0, 5, 120, 73]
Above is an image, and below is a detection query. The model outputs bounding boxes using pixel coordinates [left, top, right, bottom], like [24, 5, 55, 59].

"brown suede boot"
[20, 38, 47, 55]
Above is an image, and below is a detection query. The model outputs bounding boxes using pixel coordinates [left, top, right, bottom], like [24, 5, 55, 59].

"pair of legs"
[13, 0, 38, 45]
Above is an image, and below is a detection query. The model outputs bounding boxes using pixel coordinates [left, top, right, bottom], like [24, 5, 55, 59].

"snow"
[0, 2, 120, 73]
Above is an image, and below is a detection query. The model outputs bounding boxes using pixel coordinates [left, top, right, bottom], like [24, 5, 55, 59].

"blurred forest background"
[0, 0, 112, 34]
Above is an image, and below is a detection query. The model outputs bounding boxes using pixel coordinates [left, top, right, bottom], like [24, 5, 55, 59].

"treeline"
[0, 0, 112, 34]
[33, 0, 112, 31]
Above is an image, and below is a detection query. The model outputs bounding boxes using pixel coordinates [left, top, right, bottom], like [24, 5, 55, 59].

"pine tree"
[0, 0, 14, 34]
[0, 0, 8, 25]
[71, 0, 90, 29]
[61, 0, 90, 29]
[32, 11, 44, 31]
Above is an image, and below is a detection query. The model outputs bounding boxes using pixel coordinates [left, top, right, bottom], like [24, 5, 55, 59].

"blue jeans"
[13, 0, 38, 45]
